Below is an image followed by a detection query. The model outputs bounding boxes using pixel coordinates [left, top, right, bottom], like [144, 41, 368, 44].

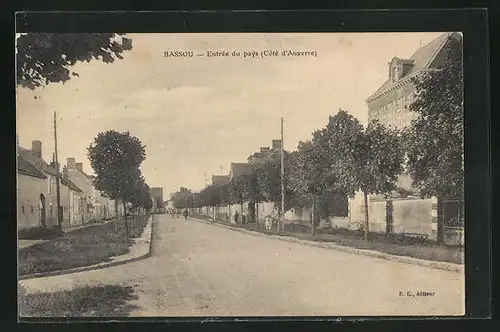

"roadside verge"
[192, 217, 464, 273]
[19, 215, 154, 281]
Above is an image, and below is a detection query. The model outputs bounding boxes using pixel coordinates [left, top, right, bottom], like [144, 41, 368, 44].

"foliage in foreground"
[19, 284, 139, 317]
[16, 33, 132, 89]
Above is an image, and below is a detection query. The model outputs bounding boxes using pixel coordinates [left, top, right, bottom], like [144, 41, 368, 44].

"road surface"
[20, 214, 465, 317]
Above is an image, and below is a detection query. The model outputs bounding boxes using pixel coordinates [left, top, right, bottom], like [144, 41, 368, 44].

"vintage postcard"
[17, 32, 465, 318]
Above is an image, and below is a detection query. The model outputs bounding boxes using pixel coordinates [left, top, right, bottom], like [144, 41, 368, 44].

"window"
[22, 206, 25, 214]
[31, 206, 34, 214]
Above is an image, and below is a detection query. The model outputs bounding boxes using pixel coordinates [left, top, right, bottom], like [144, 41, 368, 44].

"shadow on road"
[19, 284, 140, 318]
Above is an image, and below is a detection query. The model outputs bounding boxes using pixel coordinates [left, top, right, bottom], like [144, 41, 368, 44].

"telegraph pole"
[280, 117, 285, 233]
[53, 111, 62, 230]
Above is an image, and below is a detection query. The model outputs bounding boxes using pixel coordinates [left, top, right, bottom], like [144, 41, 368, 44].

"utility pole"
[280, 117, 285, 233]
[53, 111, 62, 230]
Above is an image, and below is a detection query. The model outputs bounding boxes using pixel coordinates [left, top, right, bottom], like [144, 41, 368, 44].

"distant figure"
[234, 211, 240, 224]
[183, 209, 188, 220]
[242, 211, 246, 224]
[265, 215, 272, 233]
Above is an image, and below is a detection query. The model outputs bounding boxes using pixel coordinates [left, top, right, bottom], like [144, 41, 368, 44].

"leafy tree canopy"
[406, 35, 464, 199]
[87, 130, 146, 202]
[16, 33, 132, 89]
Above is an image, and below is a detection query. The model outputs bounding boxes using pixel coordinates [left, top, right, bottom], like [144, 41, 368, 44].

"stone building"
[366, 32, 462, 131]
[17, 140, 84, 229]
[349, 32, 463, 240]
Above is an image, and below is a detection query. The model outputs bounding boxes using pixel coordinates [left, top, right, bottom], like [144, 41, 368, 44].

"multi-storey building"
[366, 32, 462, 131]
[349, 32, 463, 239]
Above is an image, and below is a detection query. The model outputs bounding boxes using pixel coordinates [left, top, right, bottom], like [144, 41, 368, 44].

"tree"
[241, 168, 266, 223]
[352, 121, 404, 240]
[171, 187, 193, 210]
[405, 34, 464, 243]
[16, 33, 133, 89]
[253, 150, 295, 217]
[288, 135, 348, 235]
[229, 177, 246, 220]
[288, 140, 322, 234]
[87, 130, 146, 244]
[130, 178, 152, 213]
[317, 110, 403, 240]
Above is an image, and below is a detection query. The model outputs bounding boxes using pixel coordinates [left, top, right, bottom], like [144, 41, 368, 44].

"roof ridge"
[422, 32, 451, 68]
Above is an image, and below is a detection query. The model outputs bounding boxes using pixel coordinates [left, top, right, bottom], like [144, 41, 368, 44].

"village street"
[20, 215, 465, 317]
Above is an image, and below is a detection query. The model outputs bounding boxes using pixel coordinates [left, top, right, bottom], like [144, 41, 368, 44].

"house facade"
[65, 157, 114, 223]
[17, 140, 85, 229]
[17, 153, 50, 229]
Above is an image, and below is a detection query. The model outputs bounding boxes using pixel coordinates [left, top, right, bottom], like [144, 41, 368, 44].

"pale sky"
[16, 32, 443, 196]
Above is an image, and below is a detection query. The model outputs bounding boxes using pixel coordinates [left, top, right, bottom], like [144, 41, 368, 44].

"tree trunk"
[311, 197, 316, 236]
[363, 190, 369, 241]
[385, 200, 394, 234]
[255, 202, 259, 226]
[123, 201, 129, 246]
[240, 202, 244, 224]
[437, 196, 444, 244]
[115, 200, 119, 219]
[131, 208, 135, 235]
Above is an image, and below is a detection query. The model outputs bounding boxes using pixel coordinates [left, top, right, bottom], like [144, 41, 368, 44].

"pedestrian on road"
[242, 211, 246, 224]
[183, 209, 188, 220]
[265, 215, 272, 233]
[234, 211, 240, 224]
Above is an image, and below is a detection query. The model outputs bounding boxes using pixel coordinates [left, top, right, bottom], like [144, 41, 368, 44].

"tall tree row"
[170, 35, 463, 243]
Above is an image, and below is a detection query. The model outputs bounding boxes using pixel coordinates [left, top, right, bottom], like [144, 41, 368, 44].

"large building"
[349, 32, 463, 239]
[366, 32, 462, 192]
[366, 32, 462, 130]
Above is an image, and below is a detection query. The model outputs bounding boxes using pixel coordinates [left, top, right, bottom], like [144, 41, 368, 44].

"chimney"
[67, 158, 76, 169]
[31, 140, 42, 159]
[272, 139, 282, 150]
[76, 162, 83, 172]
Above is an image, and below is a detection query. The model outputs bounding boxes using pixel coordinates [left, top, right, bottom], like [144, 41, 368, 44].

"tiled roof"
[368, 32, 456, 101]
[18, 147, 57, 176]
[18, 146, 83, 193]
[61, 177, 84, 193]
[17, 155, 47, 179]
[212, 175, 230, 186]
[230, 163, 252, 179]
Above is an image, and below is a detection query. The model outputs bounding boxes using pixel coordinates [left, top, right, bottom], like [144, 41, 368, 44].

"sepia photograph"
[16, 31, 465, 318]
